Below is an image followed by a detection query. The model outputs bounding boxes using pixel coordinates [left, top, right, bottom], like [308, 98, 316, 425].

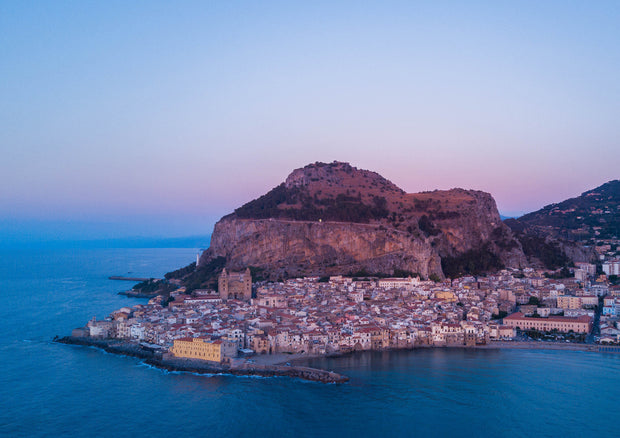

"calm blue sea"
[1, 248, 619, 437]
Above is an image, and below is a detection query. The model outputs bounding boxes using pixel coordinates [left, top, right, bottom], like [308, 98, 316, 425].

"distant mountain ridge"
[505, 180, 619, 268]
[509, 180, 620, 241]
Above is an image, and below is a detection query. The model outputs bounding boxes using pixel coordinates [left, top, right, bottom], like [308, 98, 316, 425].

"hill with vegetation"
[175, 161, 527, 286]
[511, 180, 620, 242]
[504, 180, 619, 268]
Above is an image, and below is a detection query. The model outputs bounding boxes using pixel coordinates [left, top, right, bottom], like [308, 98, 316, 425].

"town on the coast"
[61, 166, 620, 377]
[71, 248, 620, 367]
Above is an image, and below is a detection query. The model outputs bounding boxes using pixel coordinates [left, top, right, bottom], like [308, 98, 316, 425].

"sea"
[1, 247, 620, 437]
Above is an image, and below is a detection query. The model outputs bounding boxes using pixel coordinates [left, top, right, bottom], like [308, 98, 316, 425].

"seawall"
[55, 336, 348, 383]
[480, 341, 620, 353]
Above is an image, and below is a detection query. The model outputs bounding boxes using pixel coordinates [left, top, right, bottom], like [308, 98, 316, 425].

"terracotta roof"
[504, 312, 591, 323]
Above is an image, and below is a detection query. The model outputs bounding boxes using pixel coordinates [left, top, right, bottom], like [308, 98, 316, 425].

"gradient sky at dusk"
[2, 1, 619, 242]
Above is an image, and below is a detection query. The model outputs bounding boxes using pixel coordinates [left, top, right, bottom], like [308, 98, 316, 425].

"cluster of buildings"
[591, 239, 620, 343]
[75, 261, 620, 363]
[602, 259, 620, 277]
[503, 313, 591, 333]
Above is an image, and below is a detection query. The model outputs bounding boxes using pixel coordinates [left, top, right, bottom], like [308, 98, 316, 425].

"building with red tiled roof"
[503, 312, 591, 333]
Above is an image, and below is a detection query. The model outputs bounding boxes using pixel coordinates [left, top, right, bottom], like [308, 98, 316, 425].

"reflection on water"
[1, 248, 620, 438]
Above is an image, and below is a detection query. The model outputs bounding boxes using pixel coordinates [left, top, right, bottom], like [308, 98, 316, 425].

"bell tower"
[218, 268, 228, 299]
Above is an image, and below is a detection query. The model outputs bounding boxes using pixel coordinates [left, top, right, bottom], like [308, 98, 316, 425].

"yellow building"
[171, 337, 222, 362]
[435, 291, 457, 302]
[250, 335, 270, 354]
[557, 295, 582, 310]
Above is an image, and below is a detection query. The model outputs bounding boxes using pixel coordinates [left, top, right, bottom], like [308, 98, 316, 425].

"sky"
[1, 1, 619, 242]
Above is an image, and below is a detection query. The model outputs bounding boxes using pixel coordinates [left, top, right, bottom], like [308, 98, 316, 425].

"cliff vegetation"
[197, 161, 526, 281]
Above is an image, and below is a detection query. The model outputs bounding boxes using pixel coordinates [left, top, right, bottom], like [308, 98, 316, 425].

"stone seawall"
[480, 340, 620, 353]
[55, 336, 348, 383]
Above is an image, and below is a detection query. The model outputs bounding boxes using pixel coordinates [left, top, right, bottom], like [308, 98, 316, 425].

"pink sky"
[1, 2, 618, 239]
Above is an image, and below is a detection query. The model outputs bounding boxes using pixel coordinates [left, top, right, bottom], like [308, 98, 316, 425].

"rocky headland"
[196, 161, 526, 283]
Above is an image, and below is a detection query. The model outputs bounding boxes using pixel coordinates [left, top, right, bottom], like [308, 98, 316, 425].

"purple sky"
[1, 1, 618, 241]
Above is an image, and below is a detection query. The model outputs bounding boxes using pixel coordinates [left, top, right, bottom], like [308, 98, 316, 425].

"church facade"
[218, 268, 252, 301]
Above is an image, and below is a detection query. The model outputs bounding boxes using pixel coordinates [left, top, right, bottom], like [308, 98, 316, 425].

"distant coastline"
[109, 276, 152, 282]
[0, 235, 211, 250]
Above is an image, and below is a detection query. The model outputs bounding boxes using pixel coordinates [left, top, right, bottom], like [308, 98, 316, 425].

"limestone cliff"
[207, 218, 442, 279]
[200, 161, 527, 279]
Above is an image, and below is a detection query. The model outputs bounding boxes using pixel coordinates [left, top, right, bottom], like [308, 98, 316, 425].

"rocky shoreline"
[55, 336, 619, 385]
[480, 340, 618, 353]
[118, 290, 160, 298]
[55, 336, 349, 383]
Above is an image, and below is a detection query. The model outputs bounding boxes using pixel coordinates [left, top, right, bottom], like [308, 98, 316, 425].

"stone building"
[219, 268, 252, 301]
[170, 337, 237, 363]
[503, 312, 591, 333]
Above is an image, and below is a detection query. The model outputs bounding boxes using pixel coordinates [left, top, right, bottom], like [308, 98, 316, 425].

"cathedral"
[218, 268, 252, 301]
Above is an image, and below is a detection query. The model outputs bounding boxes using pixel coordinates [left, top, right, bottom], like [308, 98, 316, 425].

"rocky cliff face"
[207, 218, 442, 279]
[201, 161, 527, 279]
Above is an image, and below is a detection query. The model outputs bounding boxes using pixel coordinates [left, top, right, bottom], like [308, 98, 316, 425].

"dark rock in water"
[118, 290, 159, 298]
